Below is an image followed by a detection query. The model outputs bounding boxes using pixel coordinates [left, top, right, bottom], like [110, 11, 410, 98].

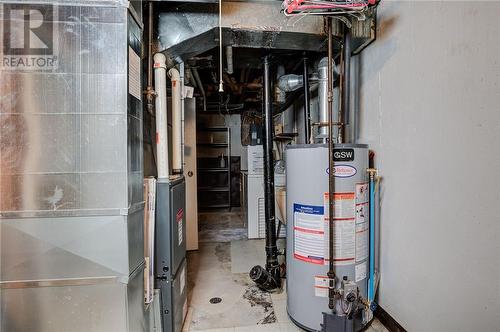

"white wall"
[358, 2, 500, 331]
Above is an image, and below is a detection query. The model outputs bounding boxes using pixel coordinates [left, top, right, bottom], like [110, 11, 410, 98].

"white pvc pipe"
[154, 53, 170, 179]
[168, 67, 182, 173]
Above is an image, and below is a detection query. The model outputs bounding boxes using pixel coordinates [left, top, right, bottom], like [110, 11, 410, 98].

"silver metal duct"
[317, 57, 339, 142]
[157, 3, 377, 63]
[278, 74, 303, 92]
[0, 1, 147, 330]
[158, 2, 325, 63]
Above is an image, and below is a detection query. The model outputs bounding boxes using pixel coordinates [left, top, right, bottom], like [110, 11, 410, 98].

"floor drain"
[209, 297, 222, 304]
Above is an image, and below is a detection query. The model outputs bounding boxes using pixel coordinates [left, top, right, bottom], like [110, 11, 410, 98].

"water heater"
[286, 144, 370, 331]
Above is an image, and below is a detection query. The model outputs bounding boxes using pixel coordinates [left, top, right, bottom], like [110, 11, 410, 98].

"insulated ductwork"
[154, 53, 170, 179]
[158, 2, 326, 63]
[278, 74, 303, 92]
[157, 2, 376, 64]
[168, 67, 182, 173]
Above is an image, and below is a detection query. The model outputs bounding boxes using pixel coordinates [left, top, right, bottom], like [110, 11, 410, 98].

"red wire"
[286, 0, 368, 14]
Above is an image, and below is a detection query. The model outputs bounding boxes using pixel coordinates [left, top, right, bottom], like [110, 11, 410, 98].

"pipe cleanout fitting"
[249, 265, 280, 292]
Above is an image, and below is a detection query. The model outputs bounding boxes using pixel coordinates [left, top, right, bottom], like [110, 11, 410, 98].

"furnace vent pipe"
[342, 28, 352, 140]
[154, 53, 170, 179]
[169, 67, 182, 173]
[317, 57, 339, 141]
[302, 56, 310, 144]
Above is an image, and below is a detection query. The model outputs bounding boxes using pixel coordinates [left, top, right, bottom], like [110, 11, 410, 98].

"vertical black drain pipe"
[302, 54, 311, 144]
[250, 55, 281, 291]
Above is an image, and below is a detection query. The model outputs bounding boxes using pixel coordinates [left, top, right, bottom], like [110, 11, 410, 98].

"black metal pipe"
[251, 55, 280, 291]
[262, 55, 280, 287]
[342, 26, 352, 142]
[302, 55, 311, 144]
[277, 89, 303, 115]
[327, 17, 336, 311]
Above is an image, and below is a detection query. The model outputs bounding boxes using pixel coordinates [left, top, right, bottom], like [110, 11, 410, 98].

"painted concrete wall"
[358, 2, 500, 331]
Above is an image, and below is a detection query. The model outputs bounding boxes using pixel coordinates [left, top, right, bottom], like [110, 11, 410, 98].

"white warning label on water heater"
[355, 183, 369, 225]
[355, 183, 369, 203]
[355, 183, 369, 262]
[314, 275, 329, 297]
[293, 204, 325, 265]
[356, 202, 368, 224]
[323, 192, 355, 219]
[323, 193, 356, 266]
[355, 262, 367, 282]
[355, 223, 369, 262]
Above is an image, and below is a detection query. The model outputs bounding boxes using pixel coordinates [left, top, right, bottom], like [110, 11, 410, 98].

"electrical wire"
[218, 0, 224, 93]
[281, 0, 370, 21]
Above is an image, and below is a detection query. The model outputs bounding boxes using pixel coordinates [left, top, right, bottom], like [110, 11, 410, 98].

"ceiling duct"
[157, 2, 376, 63]
[158, 2, 328, 62]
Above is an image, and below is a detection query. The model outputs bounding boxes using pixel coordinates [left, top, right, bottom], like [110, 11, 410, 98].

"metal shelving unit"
[197, 127, 231, 210]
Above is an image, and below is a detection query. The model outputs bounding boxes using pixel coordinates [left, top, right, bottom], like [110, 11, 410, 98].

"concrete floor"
[183, 211, 388, 332]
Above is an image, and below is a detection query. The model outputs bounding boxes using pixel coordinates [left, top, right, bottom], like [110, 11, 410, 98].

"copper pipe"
[327, 16, 337, 311]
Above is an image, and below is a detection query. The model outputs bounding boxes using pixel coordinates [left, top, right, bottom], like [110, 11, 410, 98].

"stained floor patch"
[198, 210, 247, 243]
[186, 219, 280, 331]
[242, 285, 277, 324]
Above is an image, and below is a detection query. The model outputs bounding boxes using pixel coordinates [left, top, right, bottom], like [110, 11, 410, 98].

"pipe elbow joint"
[168, 67, 180, 81]
[153, 53, 166, 69]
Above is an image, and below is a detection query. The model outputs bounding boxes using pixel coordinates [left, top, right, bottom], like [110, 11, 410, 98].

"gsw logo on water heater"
[333, 149, 354, 162]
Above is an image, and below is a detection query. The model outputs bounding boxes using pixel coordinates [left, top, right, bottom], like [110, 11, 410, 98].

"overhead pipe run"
[154, 53, 170, 179]
[168, 67, 182, 173]
[250, 55, 281, 292]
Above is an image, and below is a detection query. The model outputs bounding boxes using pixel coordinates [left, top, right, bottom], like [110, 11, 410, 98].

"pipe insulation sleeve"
[154, 53, 170, 179]
[168, 67, 182, 173]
